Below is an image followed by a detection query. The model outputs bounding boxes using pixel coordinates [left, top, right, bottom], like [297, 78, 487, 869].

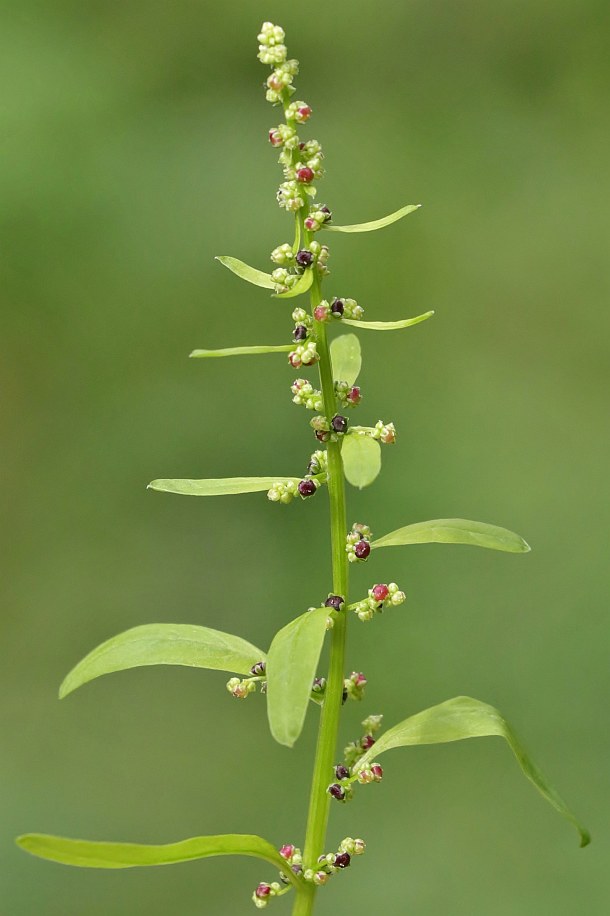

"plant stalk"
[292, 270, 348, 915]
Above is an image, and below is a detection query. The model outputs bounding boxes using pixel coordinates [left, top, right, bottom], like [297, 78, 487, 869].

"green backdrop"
[2, 1, 608, 913]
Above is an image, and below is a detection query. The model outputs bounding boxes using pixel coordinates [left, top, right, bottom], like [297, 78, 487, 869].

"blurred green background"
[2, 1, 608, 913]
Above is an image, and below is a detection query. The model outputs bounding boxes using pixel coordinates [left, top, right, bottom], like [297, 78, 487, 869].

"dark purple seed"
[328, 783, 346, 801]
[334, 853, 351, 869]
[330, 298, 344, 316]
[319, 205, 332, 221]
[324, 594, 344, 611]
[331, 414, 348, 434]
[361, 734, 376, 750]
[334, 764, 350, 780]
[354, 539, 371, 559]
[250, 660, 266, 676]
[296, 249, 314, 267]
[298, 479, 317, 497]
[293, 324, 308, 341]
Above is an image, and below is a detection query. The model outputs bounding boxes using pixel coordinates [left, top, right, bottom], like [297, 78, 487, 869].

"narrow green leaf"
[59, 624, 266, 699]
[272, 269, 314, 299]
[16, 833, 299, 880]
[330, 333, 361, 386]
[342, 435, 381, 489]
[343, 310, 434, 331]
[356, 696, 590, 847]
[148, 477, 300, 497]
[322, 203, 421, 233]
[189, 344, 292, 359]
[215, 256, 275, 289]
[372, 518, 531, 553]
[267, 607, 329, 748]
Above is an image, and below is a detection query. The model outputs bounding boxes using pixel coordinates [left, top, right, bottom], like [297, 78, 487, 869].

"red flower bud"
[297, 167, 314, 183]
[372, 584, 389, 602]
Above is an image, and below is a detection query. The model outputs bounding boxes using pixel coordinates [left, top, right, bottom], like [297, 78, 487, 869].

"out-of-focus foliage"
[2, 1, 608, 914]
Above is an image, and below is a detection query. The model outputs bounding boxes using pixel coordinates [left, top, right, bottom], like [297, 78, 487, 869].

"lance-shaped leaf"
[189, 344, 292, 359]
[59, 624, 266, 699]
[272, 269, 313, 299]
[267, 607, 329, 748]
[343, 310, 434, 331]
[372, 518, 531, 553]
[342, 434, 381, 489]
[322, 203, 421, 233]
[355, 696, 590, 847]
[148, 477, 300, 497]
[16, 833, 300, 882]
[330, 333, 361, 386]
[215, 256, 275, 289]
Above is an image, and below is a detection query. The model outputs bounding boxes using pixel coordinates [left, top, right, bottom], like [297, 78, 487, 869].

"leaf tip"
[579, 828, 592, 848]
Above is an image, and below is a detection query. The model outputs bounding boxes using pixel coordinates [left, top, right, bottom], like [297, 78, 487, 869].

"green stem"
[292, 268, 349, 916]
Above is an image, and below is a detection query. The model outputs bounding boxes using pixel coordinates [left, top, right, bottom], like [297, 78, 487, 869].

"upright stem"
[292, 272, 349, 916]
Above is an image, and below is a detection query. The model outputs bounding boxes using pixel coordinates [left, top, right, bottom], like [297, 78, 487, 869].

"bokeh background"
[2, 1, 609, 913]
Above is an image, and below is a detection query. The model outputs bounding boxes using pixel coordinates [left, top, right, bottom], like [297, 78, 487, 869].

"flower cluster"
[291, 378, 323, 411]
[344, 670, 367, 701]
[226, 661, 267, 700]
[350, 582, 406, 622]
[257, 22, 289, 66]
[252, 838, 365, 906]
[373, 420, 397, 444]
[335, 380, 362, 409]
[346, 522, 372, 562]
[288, 341, 319, 369]
[313, 297, 363, 322]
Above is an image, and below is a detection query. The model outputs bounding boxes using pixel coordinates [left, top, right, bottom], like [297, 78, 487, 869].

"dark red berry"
[334, 764, 350, 780]
[372, 583, 389, 602]
[298, 479, 317, 497]
[361, 734, 376, 750]
[297, 167, 314, 183]
[354, 539, 371, 559]
[346, 386, 361, 406]
[334, 853, 351, 869]
[328, 784, 346, 801]
[296, 249, 314, 267]
[256, 883, 272, 898]
[330, 298, 344, 317]
[250, 660, 266, 676]
[324, 594, 345, 611]
[371, 764, 384, 780]
[279, 844, 295, 860]
[293, 324, 308, 341]
[331, 414, 348, 434]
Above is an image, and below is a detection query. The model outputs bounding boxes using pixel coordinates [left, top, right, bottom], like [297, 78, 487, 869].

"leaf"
[322, 203, 421, 233]
[189, 344, 292, 358]
[148, 477, 300, 497]
[272, 269, 314, 299]
[330, 333, 361, 386]
[372, 518, 531, 553]
[343, 310, 434, 331]
[356, 696, 590, 848]
[59, 624, 266, 699]
[215, 256, 275, 289]
[16, 833, 299, 880]
[267, 607, 329, 748]
[342, 435, 381, 489]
